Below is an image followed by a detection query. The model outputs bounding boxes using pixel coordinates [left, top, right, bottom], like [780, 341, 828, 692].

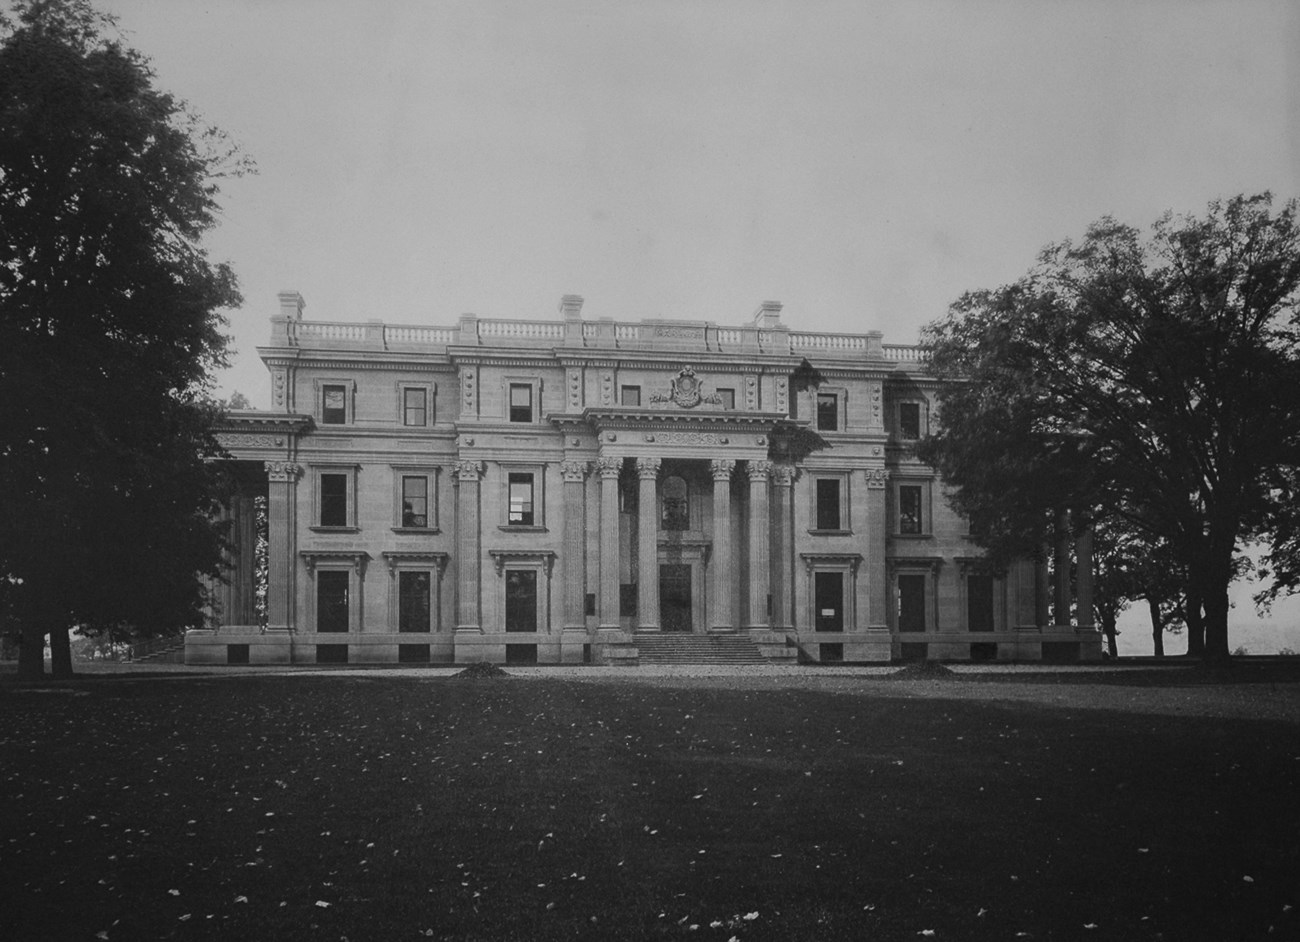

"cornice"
[214, 411, 314, 434]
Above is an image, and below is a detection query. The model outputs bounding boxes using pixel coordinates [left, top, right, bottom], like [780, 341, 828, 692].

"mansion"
[186, 292, 1102, 666]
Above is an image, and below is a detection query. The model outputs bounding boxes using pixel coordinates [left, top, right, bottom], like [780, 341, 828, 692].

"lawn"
[1, 668, 1297, 941]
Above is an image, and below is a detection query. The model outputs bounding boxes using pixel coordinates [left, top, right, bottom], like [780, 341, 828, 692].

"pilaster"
[596, 457, 623, 630]
[770, 464, 796, 629]
[264, 461, 302, 632]
[864, 468, 888, 629]
[746, 460, 772, 629]
[636, 457, 662, 630]
[561, 460, 589, 630]
[709, 459, 736, 630]
[455, 460, 484, 631]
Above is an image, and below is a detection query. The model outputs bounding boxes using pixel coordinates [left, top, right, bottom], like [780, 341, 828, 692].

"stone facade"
[186, 292, 1102, 665]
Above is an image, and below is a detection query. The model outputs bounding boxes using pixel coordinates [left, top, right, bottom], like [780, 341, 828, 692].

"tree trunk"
[1184, 584, 1205, 657]
[1147, 598, 1165, 657]
[49, 624, 74, 679]
[17, 622, 45, 680]
[1203, 587, 1232, 663]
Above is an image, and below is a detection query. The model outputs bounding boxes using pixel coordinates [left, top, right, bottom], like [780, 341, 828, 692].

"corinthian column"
[596, 458, 623, 630]
[560, 461, 589, 631]
[746, 460, 772, 629]
[455, 460, 484, 631]
[636, 457, 662, 630]
[264, 461, 302, 631]
[770, 464, 796, 629]
[709, 459, 735, 631]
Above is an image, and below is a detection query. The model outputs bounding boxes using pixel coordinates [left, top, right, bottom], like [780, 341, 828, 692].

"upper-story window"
[508, 473, 535, 525]
[320, 473, 349, 526]
[509, 383, 533, 423]
[403, 388, 428, 427]
[815, 479, 842, 530]
[717, 388, 735, 410]
[899, 484, 924, 534]
[322, 384, 348, 425]
[662, 475, 689, 531]
[899, 402, 922, 440]
[621, 385, 641, 406]
[816, 393, 839, 431]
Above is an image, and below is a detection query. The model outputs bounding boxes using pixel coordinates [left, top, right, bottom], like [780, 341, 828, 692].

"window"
[505, 570, 538, 632]
[717, 388, 735, 410]
[398, 571, 431, 633]
[967, 574, 995, 632]
[621, 385, 641, 406]
[401, 476, 428, 528]
[319, 473, 349, 527]
[322, 384, 347, 425]
[899, 485, 923, 534]
[317, 570, 349, 632]
[898, 574, 926, 632]
[662, 475, 689, 531]
[508, 473, 534, 526]
[815, 479, 841, 530]
[403, 387, 428, 427]
[816, 393, 838, 431]
[509, 383, 533, 423]
[899, 402, 921, 440]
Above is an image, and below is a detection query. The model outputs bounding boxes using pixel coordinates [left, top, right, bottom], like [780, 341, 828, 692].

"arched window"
[662, 475, 689, 531]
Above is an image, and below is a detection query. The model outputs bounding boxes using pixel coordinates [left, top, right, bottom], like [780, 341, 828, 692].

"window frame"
[717, 388, 736, 411]
[816, 392, 839, 431]
[505, 378, 541, 424]
[499, 463, 547, 530]
[311, 465, 359, 531]
[399, 383, 433, 427]
[397, 569, 433, 633]
[894, 480, 930, 536]
[391, 466, 440, 532]
[809, 472, 850, 534]
[620, 384, 641, 407]
[898, 401, 923, 440]
[888, 557, 941, 635]
[318, 380, 354, 426]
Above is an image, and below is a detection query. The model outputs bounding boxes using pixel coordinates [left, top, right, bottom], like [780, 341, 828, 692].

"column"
[236, 491, 258, 625]
[455, 460, 484, 631]
[560, 461, 589, 630]
[864, 469, 889, 629]
[709, 459, 735, 630]
[636, 457, 661, 630]
[264, 461, 302, 631]
[1035, 543, 1051, 628]
[770, 464, 796, 629]
[1075, 514, 1095, 630]
[596, 458, 622, 630]
[1053, 508, 1072, 626]
[746, 460, 772, 629]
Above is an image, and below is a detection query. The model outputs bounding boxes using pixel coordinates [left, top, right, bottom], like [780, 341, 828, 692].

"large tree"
[0, 0, 246, 679]
[920, 194, 1300, 661]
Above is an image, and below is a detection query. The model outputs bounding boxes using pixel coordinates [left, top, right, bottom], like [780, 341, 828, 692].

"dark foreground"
[1, 669, 1297, 941]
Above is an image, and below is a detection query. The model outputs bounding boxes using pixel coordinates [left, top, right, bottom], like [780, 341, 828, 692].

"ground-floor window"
[398, 570, 431, 632]
[814, 571, 844, 631]
[506, 570, 538, 632]
[898, 574, 926, 632]
[967, 574, 995, 632]
[317, 570, 349, 632]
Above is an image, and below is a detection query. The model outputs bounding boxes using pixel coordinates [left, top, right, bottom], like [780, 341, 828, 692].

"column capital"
[636, 457, 662, 480]
[454, 459, 485, 481]
[771, 464, 797, 487]
[595, 456, 623, 478]
[560, 460, 589, 483]
[710, 458, 736, 481]
[864, 468, 888, 489]
[265, 461, 303, 483]
[746, 459, 773, 482]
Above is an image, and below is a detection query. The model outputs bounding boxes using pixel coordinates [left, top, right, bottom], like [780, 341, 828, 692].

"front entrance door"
[814, 572, 844, 632]
[659, 564, 692, 632]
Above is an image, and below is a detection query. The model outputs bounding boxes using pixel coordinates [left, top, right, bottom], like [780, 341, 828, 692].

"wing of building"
[189, 292, 1101, 666]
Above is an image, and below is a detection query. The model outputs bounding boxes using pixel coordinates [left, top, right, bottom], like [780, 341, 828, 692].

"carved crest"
[650, 366, 722, 409]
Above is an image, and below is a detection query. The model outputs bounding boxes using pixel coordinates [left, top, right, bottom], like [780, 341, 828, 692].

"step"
[634, 633, 773, 665]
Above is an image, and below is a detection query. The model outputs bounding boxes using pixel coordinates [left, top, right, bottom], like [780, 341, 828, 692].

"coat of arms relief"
[650, 366, 723, 409]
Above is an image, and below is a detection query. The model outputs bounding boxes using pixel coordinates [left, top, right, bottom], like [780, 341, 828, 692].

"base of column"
[635, 625, 661, 633]
[708, 626, 737, 634]
[455, 625, 483, 633]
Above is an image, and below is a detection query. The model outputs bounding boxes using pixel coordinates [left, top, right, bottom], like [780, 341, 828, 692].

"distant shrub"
[1278, 647, 1298, 657]
[1232, 645, 1249, 656]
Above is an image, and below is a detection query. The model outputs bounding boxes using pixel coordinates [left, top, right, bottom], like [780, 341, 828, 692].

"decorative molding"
[636, 457, 662, 479]
[709, 458, 736, 481]
[381, 552, 449, 577]
[864, 468, 889, 489]
[460, 367, 477, 415]
[774, 375, 788, 414]
[746, 460, 773, 482]
[887, 556, 944, 575]
[772, 464, 797, 487]
[488, 550, 557, 578]
[567, 368, 582, 408]
[652, 325, 704, 340]
[218, 433, 283, 449]
[649, 366, 722, 409]
[744, 375, 758, 410]
[800, 552, 864, 574]
[265, 461, 303, 483]
[454, 459, 484, 481]
[595, 456, 624, 478]
[272, 371, 287, 407]
[560, 460, 589, 483]
[301, 550, 369, 576]
[653, 431, 729, 446]
[600, 370, 614, 406]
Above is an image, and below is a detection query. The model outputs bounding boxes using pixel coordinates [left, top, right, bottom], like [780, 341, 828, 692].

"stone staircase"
[129, 637, 186, 664]
[634, 632, 771, 665]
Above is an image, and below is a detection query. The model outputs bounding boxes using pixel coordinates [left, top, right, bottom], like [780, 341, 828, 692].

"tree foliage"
[0, 0, 248, 678]
[919, 194, 1300, 660]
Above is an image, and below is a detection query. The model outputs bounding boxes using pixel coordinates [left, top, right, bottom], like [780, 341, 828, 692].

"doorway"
[505, 570, 537, 632]
[814, 571, 844, 632]
[659, 564, 692, 632]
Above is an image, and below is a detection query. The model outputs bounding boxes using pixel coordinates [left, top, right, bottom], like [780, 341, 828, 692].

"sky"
[94, 0, 1300, 650]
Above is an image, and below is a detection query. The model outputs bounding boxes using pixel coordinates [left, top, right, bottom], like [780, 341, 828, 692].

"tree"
[0, 0, 248, 679]
[920, 194, 1300, 662]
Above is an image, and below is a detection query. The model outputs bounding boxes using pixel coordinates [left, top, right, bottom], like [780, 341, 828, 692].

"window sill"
[499, 525, 548, 533]
[310, 526, 361, 533]
[891, 532, 933, 540]
[808, 529, 852, 536]
[391, 527, 441, 534]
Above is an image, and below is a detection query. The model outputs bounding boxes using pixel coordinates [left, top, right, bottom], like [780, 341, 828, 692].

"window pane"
[317, 570, 349, 632]
[399, 571, 431, 632]
[509, 384, 532, 422]
[898, 574, 926, 632]
[320, 474, 348, 527]
[621, 385, 641, 406]
[508, 473, 534, 525]
[899, 485, 923, 534]
[403, 388, 427, 426]
[816, 393, 838, 431]
[402, 476, 428, 527]
[816, 479, 841, 530]
[323, 385, 346, 424]
[899, 402, 921, 440]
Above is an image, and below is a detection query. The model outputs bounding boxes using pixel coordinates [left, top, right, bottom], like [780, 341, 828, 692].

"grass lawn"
[1, 668, 1297, 941]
